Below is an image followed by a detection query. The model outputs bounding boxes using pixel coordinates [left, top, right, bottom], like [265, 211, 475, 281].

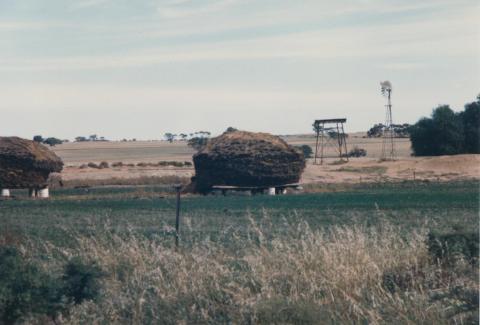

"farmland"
[52, 137, 480, 186]
[2, 181, 478, 246]
[1, 181, 478, 323]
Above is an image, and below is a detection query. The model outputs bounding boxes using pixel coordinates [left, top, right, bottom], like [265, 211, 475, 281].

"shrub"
[188, 137, 208, 151]
[427, 231, 479, 265]
[98, 161, 109, 169]
[0, 247, 104, 324]
[295, 145, 313, 158]
[33, 135, 44, 143]
[170, 161, 184, 167]
[87, 162, 99, 169]
[347, 146, 367, 157]
[137, 162, 148, 167]
[62, 257, 105, 305]
[43, 137, 63, 146]
[184, 161, 193, 167]
[111, 162, 124, 167]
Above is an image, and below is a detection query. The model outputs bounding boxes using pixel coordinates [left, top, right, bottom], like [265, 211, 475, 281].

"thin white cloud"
[70, 0, 111, 9]
[155, 0, 241, 19]
[0, 7, 476, 72]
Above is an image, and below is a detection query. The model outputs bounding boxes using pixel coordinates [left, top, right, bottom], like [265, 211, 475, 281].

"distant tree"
[164, 133, 176, 143]
[33, 135, 44, 143]
[367, 123, 410, 138]
[410, 105, 465, 156]
[89, 134, 98, 142]
[312, 122, 322, 133]
[188, 137, 209, 151]
[43, 137, 63, 146]
[179, 133, 188, 141]
[458, 95, 480, 153]
[392, 123, 411, 138]
[225, 127, 238, 133]
[295, 145, 313, 158]
[367, 123, 385, 137]
[75, 136, 88, 142]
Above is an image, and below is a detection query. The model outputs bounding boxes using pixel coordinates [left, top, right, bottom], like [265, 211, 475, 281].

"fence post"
[174, 184, 182, 248]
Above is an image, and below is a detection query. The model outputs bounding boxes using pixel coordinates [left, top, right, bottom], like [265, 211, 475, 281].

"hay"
[191, 130, 305, 193]
[0, 137, 63, 188]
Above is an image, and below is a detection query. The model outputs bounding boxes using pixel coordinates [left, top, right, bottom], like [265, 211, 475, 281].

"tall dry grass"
[19, 216, 479, 324]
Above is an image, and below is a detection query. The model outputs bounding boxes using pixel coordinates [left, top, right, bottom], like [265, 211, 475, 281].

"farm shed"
[190, 130, 305, 193]
[0, 136, 63, 198]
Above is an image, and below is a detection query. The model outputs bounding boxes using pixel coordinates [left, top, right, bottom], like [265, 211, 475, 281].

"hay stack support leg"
[38, 187, 49, 198]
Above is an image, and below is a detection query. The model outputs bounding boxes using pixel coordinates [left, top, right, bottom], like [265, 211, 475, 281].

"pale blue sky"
[1, 0, 478, 140]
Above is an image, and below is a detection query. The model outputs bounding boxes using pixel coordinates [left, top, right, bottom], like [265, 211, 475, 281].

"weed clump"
[0, 247, 104, 324]
[427, 231, 479, 265]
[98, 161, 109, 169]
[87, 162, 99, 169]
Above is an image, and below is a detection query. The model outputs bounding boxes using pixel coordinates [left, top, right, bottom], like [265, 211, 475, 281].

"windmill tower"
[380, 81, 396, 160]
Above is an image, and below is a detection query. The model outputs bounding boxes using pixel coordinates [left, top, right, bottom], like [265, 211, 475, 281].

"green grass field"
[2, 181, 478, 249]
[1, 180, 479, 324]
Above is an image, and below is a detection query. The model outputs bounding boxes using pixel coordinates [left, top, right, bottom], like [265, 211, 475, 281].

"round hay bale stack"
[192, 130, 305, 193]
[0, 137, 63, 189]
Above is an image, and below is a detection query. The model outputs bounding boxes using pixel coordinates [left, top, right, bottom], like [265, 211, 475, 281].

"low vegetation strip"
[0, 220, 477, 324]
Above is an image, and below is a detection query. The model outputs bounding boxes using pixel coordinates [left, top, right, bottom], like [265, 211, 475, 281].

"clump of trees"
[410, 96, 480, 156]
[33, 136, 64, 146]
[75, 135, 108, 142]
[165, 131, 211, 144]
[366, 123, 410, 138]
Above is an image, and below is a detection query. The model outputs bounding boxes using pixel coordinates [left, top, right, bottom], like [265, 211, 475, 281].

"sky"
[0, 0, 479, 140]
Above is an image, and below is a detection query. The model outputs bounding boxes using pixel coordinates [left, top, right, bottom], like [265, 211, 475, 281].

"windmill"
[380, 80, 396, 160]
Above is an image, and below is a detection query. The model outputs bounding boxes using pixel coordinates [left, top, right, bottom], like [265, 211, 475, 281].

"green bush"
[295, 145, 313, 158]
[0, 247, 104, 324]
[87, 162, 99, 169]
[62, 257, 104, 304]
[347, 146, 367, 157]
[427, 231, 479, 265]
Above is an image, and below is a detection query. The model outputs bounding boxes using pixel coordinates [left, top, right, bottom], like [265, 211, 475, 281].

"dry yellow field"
[51, 135, 479, 185]
[53, 134, 411, 165]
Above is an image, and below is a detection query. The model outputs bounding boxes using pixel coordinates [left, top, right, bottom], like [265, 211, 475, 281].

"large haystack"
[192, 130, 305, 193]
[0, 137, 63, 189]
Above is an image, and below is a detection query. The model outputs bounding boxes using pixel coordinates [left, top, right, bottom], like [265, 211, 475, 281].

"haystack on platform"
[191, 130, 305, 194]
[0, 136, 63, 198]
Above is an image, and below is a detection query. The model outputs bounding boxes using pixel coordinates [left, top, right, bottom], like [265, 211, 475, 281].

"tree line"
[409, 96, 479, 156]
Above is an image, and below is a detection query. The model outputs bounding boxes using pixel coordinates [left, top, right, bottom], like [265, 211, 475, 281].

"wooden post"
[174, 184, 182, 247]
